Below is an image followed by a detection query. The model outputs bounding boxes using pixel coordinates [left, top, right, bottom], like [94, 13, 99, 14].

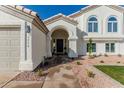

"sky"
[24, 5, 88, 20]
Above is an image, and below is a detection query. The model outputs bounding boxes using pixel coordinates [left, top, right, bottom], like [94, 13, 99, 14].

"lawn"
[94, 65, 124, 85]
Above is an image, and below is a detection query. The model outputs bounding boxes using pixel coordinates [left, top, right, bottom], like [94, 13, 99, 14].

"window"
[105, 43, 115, 52]
[105, 43, 109, 52]
[108, 16, 117, 32]
[88, 16, 98, 32]
[87, 43, 96, 52]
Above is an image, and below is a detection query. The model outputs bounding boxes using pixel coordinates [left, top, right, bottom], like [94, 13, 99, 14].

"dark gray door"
[56, 39, 63, 53]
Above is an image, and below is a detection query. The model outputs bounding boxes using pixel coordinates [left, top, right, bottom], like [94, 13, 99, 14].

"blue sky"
[24, 5, 88, 20]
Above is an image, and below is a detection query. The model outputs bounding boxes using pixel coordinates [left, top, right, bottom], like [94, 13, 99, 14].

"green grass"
[94, 65, 124, 85]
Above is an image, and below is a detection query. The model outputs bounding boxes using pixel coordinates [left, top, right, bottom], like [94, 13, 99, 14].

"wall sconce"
[26, 25, 30, 33]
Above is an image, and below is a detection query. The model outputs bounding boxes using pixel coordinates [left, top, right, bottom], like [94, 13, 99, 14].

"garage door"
[0, 27, 20, 71]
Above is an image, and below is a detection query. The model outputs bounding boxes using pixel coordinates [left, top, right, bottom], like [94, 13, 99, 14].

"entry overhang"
[44, 13, 78, 26]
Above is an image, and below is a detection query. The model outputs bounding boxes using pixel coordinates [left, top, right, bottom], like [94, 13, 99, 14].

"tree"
[88, 38, 93, 57]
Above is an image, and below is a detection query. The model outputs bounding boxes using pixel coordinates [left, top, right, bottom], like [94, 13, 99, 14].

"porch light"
[26, 25, 30, 33]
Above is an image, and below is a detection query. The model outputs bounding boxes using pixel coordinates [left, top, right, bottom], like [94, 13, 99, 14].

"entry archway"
[51, 29, 69, 55]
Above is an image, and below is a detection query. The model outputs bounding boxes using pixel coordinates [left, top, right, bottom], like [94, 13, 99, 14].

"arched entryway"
[51, 29, 69, 55]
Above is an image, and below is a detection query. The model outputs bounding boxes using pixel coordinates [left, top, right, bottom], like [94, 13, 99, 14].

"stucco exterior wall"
[32, 25, 47, 69]
[0, 10, 24, 25]
[75, 6, 123, 35]
[0, 9, 25, 71]
[47, 19, 77, 39]
[46, 19, 78, 57]
[74, 6, 124, 55]
[45, 5, 124, 57]
[85, 41, 124, 55]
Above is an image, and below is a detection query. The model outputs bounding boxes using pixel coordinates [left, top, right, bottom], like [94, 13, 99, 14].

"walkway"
[2, 55, 124, 88]
[42, 64, 81, 88]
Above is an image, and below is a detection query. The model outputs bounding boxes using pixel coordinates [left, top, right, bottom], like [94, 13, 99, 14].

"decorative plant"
[117, 61, 120, 63]
[93, 54, 97, 57]
[37, 69, 44, 76]
[104, 53, 108, 57]
[100, 60, 104, 63]
[77, 61, 82, 65]
[98, 53, 102, 57]
[88, 38, 93, 58]
[118, 54, 122, 57]
[86, 69, 95, 78]
[64, 47, 67, 54]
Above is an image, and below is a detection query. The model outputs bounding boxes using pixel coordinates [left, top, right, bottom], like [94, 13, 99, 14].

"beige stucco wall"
[0, 6, 48, 71]
[46, 19, 78, 57]
[0, 10, 24, 25]
[0, 9, 24, 71]
[32, 25, 47, 69]
[51, 29, 69, 39]
[51, 29, 69, 54]
[74, 6, 124, 55]
[78, 6, 123, 36]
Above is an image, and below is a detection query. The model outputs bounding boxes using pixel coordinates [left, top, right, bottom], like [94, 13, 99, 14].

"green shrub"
[88, 38, 93, 57]
[76, 61, 82, 65]
[86, 69, 95, 78]
[100, 60, 104, 63]
[37, 69, 44, 76]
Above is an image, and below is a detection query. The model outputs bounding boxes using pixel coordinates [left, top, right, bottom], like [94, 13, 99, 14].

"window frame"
[107, 16, 118, 33]
[105, 43, 115, 53]
[88, 16, 98, 33]
[87, 43, 96, 53]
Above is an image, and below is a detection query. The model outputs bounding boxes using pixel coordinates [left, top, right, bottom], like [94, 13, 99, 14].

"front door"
[56, 39, 63, 54]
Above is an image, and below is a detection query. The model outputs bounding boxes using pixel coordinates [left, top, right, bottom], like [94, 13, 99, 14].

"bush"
[118, 54, 122, 57]
[77, 61, 82, 65]
[104, 53, 108, 57]
[89, 55, 95, 59]
[117, 61, 120, 63]
[37, 69, 44, 76]
[100, 60, 104, 63]
[86, 69, 95, 78]
[99, 53, 102, 56]
[93, 54, 97, 57]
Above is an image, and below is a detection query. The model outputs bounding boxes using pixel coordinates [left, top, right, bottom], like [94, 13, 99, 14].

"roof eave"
[44, 13, 78, 26]
[3, 5, 49, 34]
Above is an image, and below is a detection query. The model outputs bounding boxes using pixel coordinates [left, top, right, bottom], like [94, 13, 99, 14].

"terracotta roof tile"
[10, 5, 37, 17]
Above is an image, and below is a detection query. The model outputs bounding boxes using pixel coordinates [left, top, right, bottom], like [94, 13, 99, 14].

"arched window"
[108, 16, 117, 32]
[88, 16, 98, 32]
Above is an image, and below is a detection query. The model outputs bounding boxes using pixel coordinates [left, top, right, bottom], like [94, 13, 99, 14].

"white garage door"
[0, 27, 20, 71]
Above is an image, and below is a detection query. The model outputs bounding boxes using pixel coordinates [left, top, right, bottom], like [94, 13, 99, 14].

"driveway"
[0, 72, 20, 88]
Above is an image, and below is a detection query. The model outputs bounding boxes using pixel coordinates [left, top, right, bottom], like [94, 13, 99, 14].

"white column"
[46, 33, 52, 57]
[19, 22, 33, 71]
[20, 21, 26, 63]
[68, 38, 78, 58]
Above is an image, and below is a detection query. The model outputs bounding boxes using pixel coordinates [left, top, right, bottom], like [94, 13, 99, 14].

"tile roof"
[10, 5, 37, 17]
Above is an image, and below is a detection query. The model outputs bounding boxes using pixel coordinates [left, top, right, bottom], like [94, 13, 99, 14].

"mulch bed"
[13, 71, 47, 81]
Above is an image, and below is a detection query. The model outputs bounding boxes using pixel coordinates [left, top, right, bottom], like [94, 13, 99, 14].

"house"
[1, 5, 124, 72]
[0, 5, 49, 71]
[45, 5, 124, 58]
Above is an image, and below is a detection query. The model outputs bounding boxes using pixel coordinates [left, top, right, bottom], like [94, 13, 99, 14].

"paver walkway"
[42, 64, 81, 88]
[2, 55, 124, 88]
